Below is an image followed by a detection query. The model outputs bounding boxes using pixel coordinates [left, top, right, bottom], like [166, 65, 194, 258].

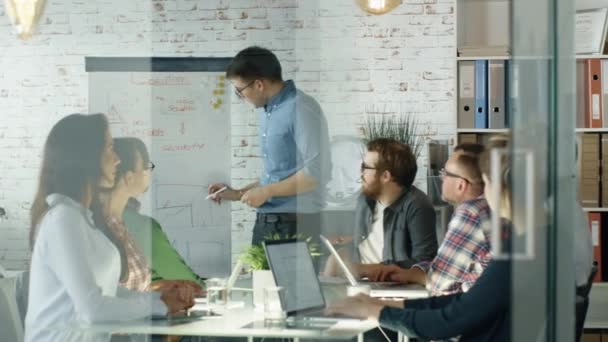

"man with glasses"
[369, 143, 493, 297]
[325, 138, 438, 280]
[208, 46, 331, 248]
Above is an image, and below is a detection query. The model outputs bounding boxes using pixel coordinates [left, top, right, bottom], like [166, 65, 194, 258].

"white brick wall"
[0, 0, 455, 271]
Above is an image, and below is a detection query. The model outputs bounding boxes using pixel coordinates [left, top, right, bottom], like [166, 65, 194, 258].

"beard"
[361, 175, 382, 200]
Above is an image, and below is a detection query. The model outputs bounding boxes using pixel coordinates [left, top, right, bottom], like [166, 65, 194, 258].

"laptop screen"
[264, 241, 325, 314]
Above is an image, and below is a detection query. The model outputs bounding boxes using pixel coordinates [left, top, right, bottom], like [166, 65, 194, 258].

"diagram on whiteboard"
[89, 71, 231, 277]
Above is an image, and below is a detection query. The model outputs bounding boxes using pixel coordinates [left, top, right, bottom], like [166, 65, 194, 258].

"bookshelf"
[455, 0, 608, 285]
[456, 0, 511, 142]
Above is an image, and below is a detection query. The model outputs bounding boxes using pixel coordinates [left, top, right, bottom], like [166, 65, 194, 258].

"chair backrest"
[575, 261, 599, 342]
[0, 276, 25, 342]
[15, 271, 29, 326]
[583, 262, 599, 297]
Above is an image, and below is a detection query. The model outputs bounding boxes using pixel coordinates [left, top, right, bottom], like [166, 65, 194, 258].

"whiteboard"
[89, 70, 231, 278]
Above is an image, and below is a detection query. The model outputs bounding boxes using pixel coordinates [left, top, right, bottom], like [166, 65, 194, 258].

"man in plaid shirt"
[369, 143, 492, 296]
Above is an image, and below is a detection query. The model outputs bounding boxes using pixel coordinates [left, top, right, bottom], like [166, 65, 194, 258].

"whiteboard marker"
[205, 186, 227, 200]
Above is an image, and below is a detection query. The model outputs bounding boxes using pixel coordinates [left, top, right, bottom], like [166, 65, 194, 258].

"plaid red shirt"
[414, 196, 492, 296]
[107, 216, 152, 292]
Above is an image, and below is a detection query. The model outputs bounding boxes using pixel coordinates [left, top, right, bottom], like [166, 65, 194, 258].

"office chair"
[0, 276, 25, 342]
[575, 261, 598, 342]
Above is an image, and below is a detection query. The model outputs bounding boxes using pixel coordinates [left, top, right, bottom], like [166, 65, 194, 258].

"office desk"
[585, 283, 608, 329]
[52, 305, 377, 341]
[49, 279, 381, 341]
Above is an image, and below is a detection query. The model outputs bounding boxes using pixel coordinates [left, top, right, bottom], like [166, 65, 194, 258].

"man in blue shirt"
[209, 46, 331, 246]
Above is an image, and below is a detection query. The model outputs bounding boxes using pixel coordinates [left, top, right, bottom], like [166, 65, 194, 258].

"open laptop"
[320, 235, 428, 298]
[264, 239, 360, 322]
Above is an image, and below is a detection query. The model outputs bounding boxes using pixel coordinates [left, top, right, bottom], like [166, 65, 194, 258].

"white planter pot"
[252, 270, 276, 310]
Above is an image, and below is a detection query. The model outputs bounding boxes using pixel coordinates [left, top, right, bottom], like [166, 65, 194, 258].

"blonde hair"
[479, 135, 512, 220]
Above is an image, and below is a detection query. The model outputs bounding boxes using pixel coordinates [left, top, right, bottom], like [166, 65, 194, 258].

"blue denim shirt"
[257, 80, 331, 213]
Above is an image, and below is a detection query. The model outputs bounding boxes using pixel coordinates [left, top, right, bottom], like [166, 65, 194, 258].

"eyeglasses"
[144, 161, 155, 171]
[234, 80, 255, 98]
[360, 162, 377, 172]
[439, 168, 471, 184]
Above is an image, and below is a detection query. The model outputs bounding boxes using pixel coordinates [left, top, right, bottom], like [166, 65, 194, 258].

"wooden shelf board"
[457, 128, 510, 133]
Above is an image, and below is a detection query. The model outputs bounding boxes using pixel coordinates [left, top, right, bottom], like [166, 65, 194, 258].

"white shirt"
[25, 194, 165, 342]
[358, 201, 386, 264]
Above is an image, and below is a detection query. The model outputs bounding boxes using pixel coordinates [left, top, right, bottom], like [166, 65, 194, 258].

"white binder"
[488, 60, 506, 129]
[458, 61, 476, 128]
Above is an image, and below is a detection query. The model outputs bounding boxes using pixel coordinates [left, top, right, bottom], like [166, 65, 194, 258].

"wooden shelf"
[457, 55, 608, 60]
[576, 128, 608, 133]
[583, 208, 608, 212]
[457, 128, 510, 133]
[576, 54, 608, 59]
[457, 56, 510, 61]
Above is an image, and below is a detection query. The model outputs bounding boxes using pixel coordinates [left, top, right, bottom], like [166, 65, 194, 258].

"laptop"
[263, 239, 360, 322]
[320, 235, 429, 298]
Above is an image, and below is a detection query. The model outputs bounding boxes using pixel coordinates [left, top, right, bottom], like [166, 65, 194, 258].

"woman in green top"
[113, 137, 204, 286]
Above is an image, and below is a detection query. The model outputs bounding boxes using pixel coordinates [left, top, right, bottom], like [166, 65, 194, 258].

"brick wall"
[0, 0, 455, 270]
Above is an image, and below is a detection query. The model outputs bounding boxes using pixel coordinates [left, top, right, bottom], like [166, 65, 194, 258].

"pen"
[205, 186, 227, 200]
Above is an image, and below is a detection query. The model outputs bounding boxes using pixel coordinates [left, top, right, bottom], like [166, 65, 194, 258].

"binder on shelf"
[577, 61, 586, 128]
[602, 134, 608, 207]
[603, 60, 608, 128]
[458, 61, 476, 128]
[588, 212, 602, 282]
[585, 59, 603, 128]
[578, 134, 601, 207]
[474, 60, 488, 129]
[506, 60, 518, 128]
[488, 60, 506, 129]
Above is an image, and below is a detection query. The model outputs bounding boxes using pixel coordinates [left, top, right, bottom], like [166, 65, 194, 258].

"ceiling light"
[5, 0, 47, 39]
[355, 0, 401, 15]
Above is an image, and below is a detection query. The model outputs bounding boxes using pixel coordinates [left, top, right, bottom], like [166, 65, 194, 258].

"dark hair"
[113, 137, 150, 181]
[454, 142, 485, 156]
[30, 113, 109, 248]
[367, 138, 417, 188]
[226, 46, 283, 82]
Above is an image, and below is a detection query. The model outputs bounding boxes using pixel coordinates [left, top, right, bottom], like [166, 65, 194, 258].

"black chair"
[575, 261, 598, 342]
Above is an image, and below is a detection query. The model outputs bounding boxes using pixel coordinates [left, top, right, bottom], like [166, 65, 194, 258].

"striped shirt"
[414, 196, 492, 296]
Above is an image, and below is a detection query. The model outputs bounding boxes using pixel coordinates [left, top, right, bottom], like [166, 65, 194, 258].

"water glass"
[206, 278, 228, 313]
[264, 286, 286, 321]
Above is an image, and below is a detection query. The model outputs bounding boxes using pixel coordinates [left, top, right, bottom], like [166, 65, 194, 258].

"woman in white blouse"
[25, 113, 193, 342]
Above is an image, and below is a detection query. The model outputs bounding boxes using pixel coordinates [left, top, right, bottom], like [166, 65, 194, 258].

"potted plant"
[362, 114, 424, 159]
[240, 234, 321, 310]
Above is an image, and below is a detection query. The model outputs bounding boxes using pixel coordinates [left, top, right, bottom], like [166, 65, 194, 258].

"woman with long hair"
[93, 136, 202, 293]
[25, 113, 193, 342]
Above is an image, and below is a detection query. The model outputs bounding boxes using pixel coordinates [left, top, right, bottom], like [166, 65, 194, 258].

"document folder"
[474, 60, 488, 128]
[577, 61, 586, 128]
[589, 212, 602, 282]
[458, 61, 475, 128]
[488, 60, 506, 129]
[585, 59, 603, 128]
[602, 60, 608, 127]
